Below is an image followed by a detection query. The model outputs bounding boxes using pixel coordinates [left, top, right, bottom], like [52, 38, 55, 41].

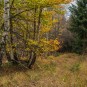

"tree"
[69, 0, 87, 54]
[0, 0, 18, 66]
[0, 0, 70, 68]
[0, 0, 11, 65]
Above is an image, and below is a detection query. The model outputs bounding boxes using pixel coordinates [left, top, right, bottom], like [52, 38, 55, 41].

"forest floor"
[0, 53, 87, 87]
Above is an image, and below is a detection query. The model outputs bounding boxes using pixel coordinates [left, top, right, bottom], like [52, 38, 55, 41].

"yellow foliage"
[41, 26, 51, 33]
[53, 19, 58, 23]
[26, 38, 61, 54]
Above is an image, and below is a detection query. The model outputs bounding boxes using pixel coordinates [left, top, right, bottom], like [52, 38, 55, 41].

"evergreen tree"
[69, 0, 87, 54]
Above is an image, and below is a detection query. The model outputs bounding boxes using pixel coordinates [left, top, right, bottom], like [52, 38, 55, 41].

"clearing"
[0, 53, 87, 87]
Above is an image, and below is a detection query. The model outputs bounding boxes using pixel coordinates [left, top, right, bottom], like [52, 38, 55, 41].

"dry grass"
[0, 53, 87, 87]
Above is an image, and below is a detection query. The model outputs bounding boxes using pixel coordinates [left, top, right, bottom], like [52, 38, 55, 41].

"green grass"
[0, 53, 87, 87]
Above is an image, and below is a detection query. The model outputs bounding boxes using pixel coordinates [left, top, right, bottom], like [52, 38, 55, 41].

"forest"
[0, 0, 87, 87]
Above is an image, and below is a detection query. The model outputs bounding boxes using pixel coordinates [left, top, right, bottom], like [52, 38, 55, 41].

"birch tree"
[0, 0, 14, 66]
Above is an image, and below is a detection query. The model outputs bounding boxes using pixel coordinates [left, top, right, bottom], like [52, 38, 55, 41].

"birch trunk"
[4, 0, 14, 60]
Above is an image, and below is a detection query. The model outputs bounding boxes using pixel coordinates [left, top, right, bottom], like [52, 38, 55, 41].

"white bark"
[4, 0, 14, 60]
[4, 0, 10, 32]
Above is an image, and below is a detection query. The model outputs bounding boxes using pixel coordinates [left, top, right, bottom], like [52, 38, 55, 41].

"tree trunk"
[0, 0, 10, 66]
[4, 0, 14, 62]
[37, 7, 42, 41]
[28, 51, 36, 69]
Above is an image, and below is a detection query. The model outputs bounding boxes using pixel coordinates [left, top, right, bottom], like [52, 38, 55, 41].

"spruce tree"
[69, 0, 87, 54]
